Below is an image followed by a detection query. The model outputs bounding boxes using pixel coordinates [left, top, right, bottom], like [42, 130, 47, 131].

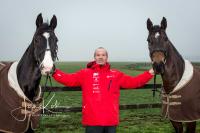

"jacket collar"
[87, 61, 110, 71]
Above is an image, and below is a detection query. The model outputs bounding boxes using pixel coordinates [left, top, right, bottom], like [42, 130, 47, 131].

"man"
[52, 47, 154, 133]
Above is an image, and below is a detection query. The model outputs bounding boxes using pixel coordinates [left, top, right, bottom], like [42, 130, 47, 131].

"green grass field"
[36, 62, 200, 133]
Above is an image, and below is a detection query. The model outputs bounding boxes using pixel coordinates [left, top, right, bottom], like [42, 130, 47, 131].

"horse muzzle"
[151, 51, 166, 74]
[152, 61, 165, 74]
[40, 64, 54, 75]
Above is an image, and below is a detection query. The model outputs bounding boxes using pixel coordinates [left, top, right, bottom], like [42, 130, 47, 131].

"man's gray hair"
[94, 47, 108, 57]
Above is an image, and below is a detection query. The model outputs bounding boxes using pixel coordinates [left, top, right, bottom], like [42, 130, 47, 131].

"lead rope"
[43, 74, 53, 99]
[42, 73, 56, 114]
[152, 74, 157, 98]
[152, 74, 162, 99]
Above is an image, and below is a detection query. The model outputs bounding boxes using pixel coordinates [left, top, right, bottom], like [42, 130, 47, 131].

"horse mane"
[167, 39, 184, 62]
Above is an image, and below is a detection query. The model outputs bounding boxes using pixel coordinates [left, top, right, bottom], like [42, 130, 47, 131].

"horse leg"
[170, 120, 183, 133]
[185, 121, 196, 133]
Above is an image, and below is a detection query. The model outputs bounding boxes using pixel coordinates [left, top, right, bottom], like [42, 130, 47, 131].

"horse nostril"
[152, 62, 165, 74]
[40, 64, 44, 69]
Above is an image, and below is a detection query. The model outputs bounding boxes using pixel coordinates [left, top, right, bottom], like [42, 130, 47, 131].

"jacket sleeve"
[52, 69, 82, 87]
[120, 71, 153, 89]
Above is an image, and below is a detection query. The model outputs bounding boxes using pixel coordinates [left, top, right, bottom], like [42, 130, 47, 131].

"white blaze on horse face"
[43, 32, 50, 49]
[155, 32, 160, 39]
[40, 32, 53, 75]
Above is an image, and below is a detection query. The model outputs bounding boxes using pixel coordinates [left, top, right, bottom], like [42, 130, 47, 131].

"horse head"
[146, 17, 185, 94]
[146, 17, 169, 75]
[33, 13, 58, 75]
[17, 13, 59, 101]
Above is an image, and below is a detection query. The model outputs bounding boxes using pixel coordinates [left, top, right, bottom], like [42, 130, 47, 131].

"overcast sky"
[0, 0, 199, 62]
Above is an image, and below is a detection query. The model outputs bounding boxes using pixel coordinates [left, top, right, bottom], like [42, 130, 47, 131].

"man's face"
[94, 49, 108, 65]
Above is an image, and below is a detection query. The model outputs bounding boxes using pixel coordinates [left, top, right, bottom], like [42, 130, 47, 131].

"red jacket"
[53, 61, 153, 126]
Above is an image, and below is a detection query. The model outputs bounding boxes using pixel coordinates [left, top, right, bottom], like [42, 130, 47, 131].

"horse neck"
[17, 44, 41, 101]
[161, 41, 185, 94]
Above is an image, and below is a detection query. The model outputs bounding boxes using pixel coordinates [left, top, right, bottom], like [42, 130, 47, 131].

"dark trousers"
[85, 126, 116, 133]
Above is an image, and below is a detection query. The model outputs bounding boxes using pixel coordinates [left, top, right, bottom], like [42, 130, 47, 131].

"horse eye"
[50, 36, 58, 42]
[164, 37, 168, 41]
[147, 38, 153, 45]
[35, 38, 39, 42]
[34, 36, 41, 43]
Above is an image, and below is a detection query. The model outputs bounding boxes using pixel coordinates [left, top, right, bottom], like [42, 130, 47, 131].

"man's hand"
[149, 68, 155, 75]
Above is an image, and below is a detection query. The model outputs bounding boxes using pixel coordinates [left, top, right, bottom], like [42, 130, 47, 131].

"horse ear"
[36, 13, 43, 28]
[50, 15, 57, 30]
[161, 17, 167, 30]
[147, 18, 153, 31]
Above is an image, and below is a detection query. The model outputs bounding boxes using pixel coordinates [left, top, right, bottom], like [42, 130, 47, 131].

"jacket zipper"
[108, 80, 112, 91]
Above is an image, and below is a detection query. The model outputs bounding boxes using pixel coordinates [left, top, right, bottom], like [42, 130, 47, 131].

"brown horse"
[146, 17, 200, 133]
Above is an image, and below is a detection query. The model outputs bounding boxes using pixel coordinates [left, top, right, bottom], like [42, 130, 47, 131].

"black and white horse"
[17, 13, 58, 101]
[0, 13, 58, 133]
